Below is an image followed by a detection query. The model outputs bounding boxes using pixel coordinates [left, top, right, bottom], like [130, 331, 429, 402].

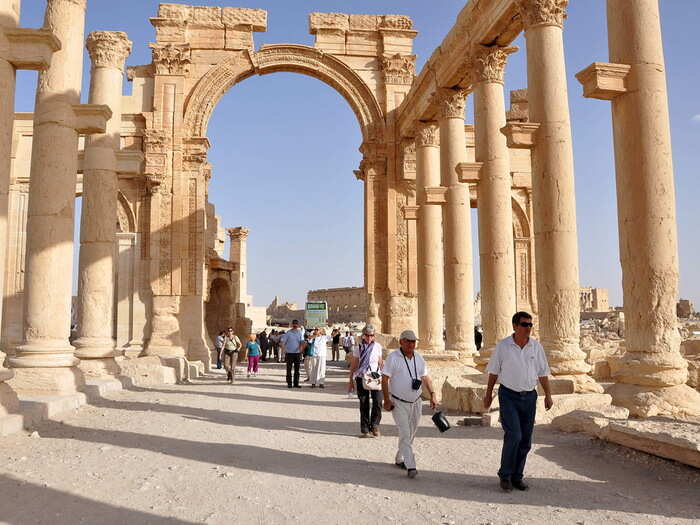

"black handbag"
[431, 410, 451, 432]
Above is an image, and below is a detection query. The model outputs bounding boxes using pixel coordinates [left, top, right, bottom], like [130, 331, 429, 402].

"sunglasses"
[519, 322, 533, 328]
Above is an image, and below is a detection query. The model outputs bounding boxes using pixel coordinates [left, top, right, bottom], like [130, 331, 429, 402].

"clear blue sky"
[15, 1, 700, 309]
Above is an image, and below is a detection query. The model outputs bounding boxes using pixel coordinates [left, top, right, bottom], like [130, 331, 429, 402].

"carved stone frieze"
[86, 31, 132, 70]
[472, 45, 518, 84]
[142, 129, 168, 154]
[396, 188, 409, 289]
[150, 43, 191, 75]
[401, 139, 416, 179]
[380, 15, 413, 30]
[381, 54, 416, 85]
[389, 294, 417, 317]
[416, 122, 439, 147]
[515, 0, 569, 29]
[145, 173, 166, 195]
[432, 88, 468, 120]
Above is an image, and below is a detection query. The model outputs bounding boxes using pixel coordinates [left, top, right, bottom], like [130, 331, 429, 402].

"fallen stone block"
[18, 392, 87, 429]
[552, 406, 630, 437]
[117, 356, 178, 387]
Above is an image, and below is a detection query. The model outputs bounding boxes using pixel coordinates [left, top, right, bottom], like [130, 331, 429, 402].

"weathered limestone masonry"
[227, 227, 248, 305]
[8, 0, 111, 396]
[0, 0, 59, 434]
[74, 31, 132, 379]
[576, 0, 700, 417]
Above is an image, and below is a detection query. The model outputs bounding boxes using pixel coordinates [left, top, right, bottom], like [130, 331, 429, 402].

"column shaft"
[74, 32, 131, 377]
[606, 0, 700, 416]
[415, 124, 444, 352]
[8, 0, 87, 393]
[437, 90, 476, 360]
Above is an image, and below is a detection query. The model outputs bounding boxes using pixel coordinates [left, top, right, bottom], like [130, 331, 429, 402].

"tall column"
[415, 123, 444, 352]
[73, 31, 132, 378]
[515, 0, 600, 392]
[473, 46, 518, 370]
[227, 227, 249, 304]
[9, 0, 110, 395]
[435, 89, 476, 361]
[576, 0, 700, 416]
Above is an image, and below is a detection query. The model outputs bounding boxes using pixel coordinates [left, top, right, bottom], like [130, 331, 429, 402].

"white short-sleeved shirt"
[381, 349, 428, 403]
[486, 335, 550, 392]
[352, 341, 383, 379]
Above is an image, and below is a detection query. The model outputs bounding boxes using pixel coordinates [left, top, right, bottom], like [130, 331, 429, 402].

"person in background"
[475, 326, 483, 351]
[246, 334, 262, 377]
[214, 330, 225, 369]
[280, 320, 304, 388]
[310, 327, 328, 388]
[258, 329, 269, 361]
[302, 331, 315, 382]
[331, 328, 341, 362]
[348, 324, 383, 438]
[223, 327, 242, 384]
[342, 331, 354, 369]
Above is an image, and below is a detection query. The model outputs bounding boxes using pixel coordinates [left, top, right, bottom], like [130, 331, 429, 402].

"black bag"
[431, 410, 451, 433]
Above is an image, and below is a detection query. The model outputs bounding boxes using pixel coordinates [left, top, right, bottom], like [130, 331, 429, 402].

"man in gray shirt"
[281, 319, 304, 388]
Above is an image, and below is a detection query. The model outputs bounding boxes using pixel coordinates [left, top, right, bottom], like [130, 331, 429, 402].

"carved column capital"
[380, 54, 416, 86]
[416, 122, 439, 147]
[227, 227, 249, 241]
[432, 88, 468, 120]
[472, 45, 518, 84]
[86, 31, 132, 70]
[149, 43, 191, 75]
[516, 0, 569, 30]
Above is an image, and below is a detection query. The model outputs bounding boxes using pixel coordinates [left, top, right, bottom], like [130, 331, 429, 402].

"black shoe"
[293, 385, 301, 388]
[395, 461, 407, 470]
[319, 385, 325, 389]
[512, 479, 529, 491]
[407, 469, 417, 479]
[499, 478, 513, 492]
[287, 385, 293, 388]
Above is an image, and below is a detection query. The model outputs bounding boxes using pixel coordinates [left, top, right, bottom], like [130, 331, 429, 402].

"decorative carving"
[401, 139, 416, 179]
[227, 227, 249, 241]
[389, 294, 416, 317]
[150, 43, 191, 75]
[516, 0, 569, 29]
[381, 54, 416, 85]
[142, 129, 167, 154]
[309, 12, 349, 33]
[86, 31, 132, 70]
[396, 187, 409, 289]
[188, 178, 198, 294]
[380, 15, 413, 30]
[222, 7, 267, 30]
[416, 123, 439, 147]
[349, 14, 378, 31]
[432, 88, 468, 119]
[145, 173, 166, 195]
[472, 45, 517, 84]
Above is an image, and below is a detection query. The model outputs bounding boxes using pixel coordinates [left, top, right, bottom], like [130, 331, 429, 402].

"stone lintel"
[511, 171, 532, 189]
[576, 62, 631, 101]
[210, 257, 235, 272]
[424, 186, 447, 205]
[500, 122, 540, 149]
[78, 150, 144, 175]
[403, 205, 419, 221]
[72, 104, 112, 134]
[456, 162, 483, 184]
[4, 28, 61, 70]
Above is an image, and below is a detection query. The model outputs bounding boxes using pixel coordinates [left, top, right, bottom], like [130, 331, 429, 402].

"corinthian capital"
[516, 0, 569, 29]
[227, 227, 249, 241]
[150, 43, 191, 75]
[416, 122, 439, 148]
[432, 89, 468, 120]
[86, 31, 132, 70]
[472, 45, 518, 84]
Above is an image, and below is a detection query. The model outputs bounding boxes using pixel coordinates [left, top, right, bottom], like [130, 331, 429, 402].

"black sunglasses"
[519, 322, 533, 328]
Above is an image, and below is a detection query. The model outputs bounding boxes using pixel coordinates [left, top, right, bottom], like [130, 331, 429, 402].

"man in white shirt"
[381, 330, 438, 479]
[484, 312, 553, 492]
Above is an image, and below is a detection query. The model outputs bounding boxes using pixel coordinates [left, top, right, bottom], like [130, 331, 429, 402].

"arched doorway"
[205, 277, 233, 356]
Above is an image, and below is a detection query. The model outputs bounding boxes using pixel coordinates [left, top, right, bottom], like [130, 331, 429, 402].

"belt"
[500, 385, 535, 396]
[391, 394, 421, 404]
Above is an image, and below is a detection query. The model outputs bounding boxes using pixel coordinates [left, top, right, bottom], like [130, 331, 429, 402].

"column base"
[144, 344, 187, 358]
[8, 366, 85, 396]
[10, 340, 79, 368]
[608, 383, 700, 419]
[77, 357, 121, 379]
[542, 338, 592, 376]
[474, 345, 495, 372]
[73, 337, 116, 360]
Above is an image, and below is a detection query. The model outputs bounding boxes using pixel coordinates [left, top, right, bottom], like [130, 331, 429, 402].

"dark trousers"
[355, 377, 382, 433]
[286, 353, 301, 387]
[331, 344, 340, 361]
[497, 386, 537, 481]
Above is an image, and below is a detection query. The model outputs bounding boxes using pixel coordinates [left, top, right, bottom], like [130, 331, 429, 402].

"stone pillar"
[415, 123, 444, 352]
[73, 31, 132, 378]
[435, 89, 476, 361]
[575, 0, 700, 416]
[227, 227, 249, 304]
[472, 46, 518, 370]
[8, 0, 110, 395]
[515, 0, 600, 392]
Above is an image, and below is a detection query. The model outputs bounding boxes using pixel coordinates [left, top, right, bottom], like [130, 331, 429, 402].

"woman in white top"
[348, 324, 384, 437]
[310, 327, 328, 388]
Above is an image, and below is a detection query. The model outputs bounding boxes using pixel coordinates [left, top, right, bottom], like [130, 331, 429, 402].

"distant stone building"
[267, 296, 304, 326]
[580, 287, 609, 313]
[677, 299, 694, 319]
[307, 287, 367, 324]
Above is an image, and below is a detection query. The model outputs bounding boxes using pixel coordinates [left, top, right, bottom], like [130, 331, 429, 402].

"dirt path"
[0, 361, 698, 525]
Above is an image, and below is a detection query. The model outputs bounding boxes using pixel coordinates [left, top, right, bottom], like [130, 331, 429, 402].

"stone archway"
[205, 277, 233, 353]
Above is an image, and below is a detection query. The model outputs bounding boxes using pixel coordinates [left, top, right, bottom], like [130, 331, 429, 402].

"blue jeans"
[497, 386, 537, 481]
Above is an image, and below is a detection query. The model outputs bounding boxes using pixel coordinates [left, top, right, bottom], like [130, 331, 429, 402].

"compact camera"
[411, 378, 422, 390]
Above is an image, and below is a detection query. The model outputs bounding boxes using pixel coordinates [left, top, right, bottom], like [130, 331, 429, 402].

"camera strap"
[400, 350, 418, 380]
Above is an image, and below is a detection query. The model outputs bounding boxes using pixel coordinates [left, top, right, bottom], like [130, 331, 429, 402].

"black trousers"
[355, 377, 382, 433]
[498, 386, 537, 481]
[286, 353, 301, 387]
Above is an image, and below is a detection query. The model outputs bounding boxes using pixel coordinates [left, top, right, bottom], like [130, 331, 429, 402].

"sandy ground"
[0, 359, 699, 525]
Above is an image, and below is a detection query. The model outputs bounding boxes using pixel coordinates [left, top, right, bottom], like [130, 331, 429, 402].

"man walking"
[281, 319, 304, 388]
[331, 329, 341, 362]
[342, 331, 354, 368]
[382, 330, 437, 479]
[484, 311, 553, 492]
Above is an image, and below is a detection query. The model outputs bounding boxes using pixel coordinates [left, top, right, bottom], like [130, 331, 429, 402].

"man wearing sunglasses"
[484, 311, 553, 493]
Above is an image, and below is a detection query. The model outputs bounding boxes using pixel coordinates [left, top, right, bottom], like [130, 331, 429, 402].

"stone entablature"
[307, 287, 367, 324]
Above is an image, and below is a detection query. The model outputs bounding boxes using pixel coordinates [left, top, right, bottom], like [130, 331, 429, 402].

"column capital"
[472, 45, 518, 84]
[516, 0, 569, 30]
[416, 122, 440, 147]
[149, 43, 191, 75]
[86, 31, 132, 70]
[227, 227, 249, 241]
[431, 88, 469, 120]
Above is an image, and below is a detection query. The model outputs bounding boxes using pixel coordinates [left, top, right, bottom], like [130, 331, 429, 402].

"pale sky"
[15, 1, 700, 309]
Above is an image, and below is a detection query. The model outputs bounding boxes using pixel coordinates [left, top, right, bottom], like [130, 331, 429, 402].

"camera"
[411, 378, 422, 390]
[370, 371, 380, 379]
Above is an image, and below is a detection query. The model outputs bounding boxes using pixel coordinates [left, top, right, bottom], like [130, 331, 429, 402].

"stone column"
[415, 123, 444, 352]
[227, 227, 249, 305]
[73, 31, 132, 378]
[8, 0, 110, 395]
[575, 0, 700, 416]
[472, 46, 518, 370]
[515, 0, 600, 392]
[435, 89, 476, 361]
